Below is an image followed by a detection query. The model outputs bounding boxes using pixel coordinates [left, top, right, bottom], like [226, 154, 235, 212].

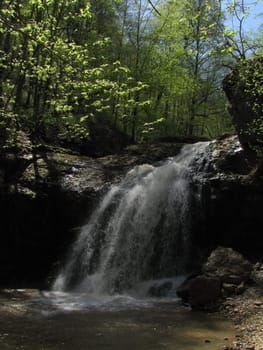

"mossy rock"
[223, 57, 263, 157]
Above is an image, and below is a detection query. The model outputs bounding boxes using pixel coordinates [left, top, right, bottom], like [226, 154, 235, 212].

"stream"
[0, 289, 237, 350]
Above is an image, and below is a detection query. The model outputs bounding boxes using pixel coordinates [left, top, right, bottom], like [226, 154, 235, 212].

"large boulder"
[203, 247, 252, 285]
[176, 275, 221, 309]
[188, 275, 221, 308]
[176, 247, 253, 307]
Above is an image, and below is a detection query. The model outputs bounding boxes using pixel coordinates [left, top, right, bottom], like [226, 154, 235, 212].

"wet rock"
[203, 247, 252, 286]
[177, 275, 221, 308]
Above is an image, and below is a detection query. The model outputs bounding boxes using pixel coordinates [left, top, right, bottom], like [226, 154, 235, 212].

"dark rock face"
[223, 57, 263, 153]
[194, 135, 263, 257]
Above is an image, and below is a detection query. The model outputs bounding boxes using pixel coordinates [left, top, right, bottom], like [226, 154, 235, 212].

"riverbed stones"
[221, 286, 263, 350]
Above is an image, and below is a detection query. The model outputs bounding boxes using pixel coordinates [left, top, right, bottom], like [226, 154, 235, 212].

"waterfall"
[53, 142, 210, 297]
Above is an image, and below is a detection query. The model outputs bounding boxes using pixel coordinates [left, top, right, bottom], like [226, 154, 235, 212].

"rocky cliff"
[0, 132, 263, 288]
[0, 136, 184, 288]
[196, 135, 263, 257]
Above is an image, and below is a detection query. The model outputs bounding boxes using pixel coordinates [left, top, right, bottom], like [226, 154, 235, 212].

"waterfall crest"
[53, 142, 210, 296]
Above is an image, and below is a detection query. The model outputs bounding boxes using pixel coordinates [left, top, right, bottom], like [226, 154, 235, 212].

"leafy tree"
[138, 0, 233, 139]
[223, 0, 263, 61]
[0, 0, 147, 145]
[1, 0, 260, 146]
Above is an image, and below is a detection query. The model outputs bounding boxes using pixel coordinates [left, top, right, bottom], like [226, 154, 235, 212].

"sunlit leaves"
[0, 0, 152, 142]
[142, 117, 165, 136]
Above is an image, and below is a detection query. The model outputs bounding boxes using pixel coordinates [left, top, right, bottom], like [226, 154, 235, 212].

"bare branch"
[148, 0, 161, 16]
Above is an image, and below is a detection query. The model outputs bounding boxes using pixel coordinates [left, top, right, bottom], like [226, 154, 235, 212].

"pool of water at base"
[0, 289, 237, 350]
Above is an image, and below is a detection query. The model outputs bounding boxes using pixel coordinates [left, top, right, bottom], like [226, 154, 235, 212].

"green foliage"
[0, 0, 148, 144]
[0, 0, 261, 146]
[238, 57, 263, 154]
[138, 0, 233, 139]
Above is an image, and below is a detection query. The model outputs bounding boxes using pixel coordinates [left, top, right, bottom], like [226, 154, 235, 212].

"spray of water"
[53, 142, 210, 299]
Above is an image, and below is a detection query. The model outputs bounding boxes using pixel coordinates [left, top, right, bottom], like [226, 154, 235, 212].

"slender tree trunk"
[131, 91, 140, 142]
[188, 0, 202, 136]
[131, 0, 142, 142]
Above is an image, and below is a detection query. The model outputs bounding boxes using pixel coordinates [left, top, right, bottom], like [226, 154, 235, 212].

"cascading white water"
[53, 142, 210, 299]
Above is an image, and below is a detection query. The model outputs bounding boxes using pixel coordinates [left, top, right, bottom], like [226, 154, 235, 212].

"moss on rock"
[223, 57, 263, 156]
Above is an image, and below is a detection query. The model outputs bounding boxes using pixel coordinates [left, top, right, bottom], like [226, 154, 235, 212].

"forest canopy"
[0, 0, 262, 146]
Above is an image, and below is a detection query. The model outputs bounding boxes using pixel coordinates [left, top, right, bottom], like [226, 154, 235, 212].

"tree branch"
[148, 0, 161, 16]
